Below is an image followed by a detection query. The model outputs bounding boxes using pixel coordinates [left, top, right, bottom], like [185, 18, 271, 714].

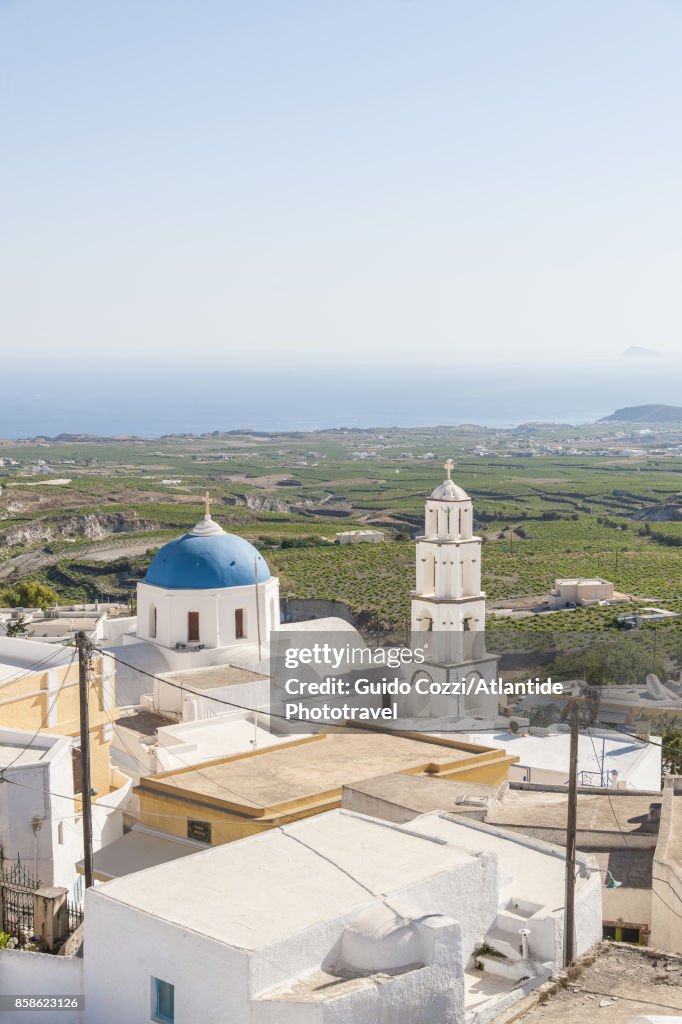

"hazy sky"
[2, 0, 682, 368]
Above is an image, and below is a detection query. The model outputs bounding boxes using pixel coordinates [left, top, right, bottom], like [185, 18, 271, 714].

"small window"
[57, 822, 64, 845]
[152, 977, 174, 1024]
[235, 607, 245, 639]
[149, 605, 157, 639]
[187, 611, 200, 643]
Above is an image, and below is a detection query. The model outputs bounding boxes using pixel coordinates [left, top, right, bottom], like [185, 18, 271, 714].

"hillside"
[599, 404, 682, 423]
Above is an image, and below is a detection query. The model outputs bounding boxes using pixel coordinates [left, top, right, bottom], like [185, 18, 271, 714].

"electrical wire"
[584, 723, 682, 922]
[95, 643, 540, 739]
[95, 672, 267, 807]
[0, 649, 76, 777]
[0, 642, 77, 687]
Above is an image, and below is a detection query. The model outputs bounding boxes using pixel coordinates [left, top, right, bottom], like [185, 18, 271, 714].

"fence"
[0, 856, 83, 944]
[0, 857, 40, 939]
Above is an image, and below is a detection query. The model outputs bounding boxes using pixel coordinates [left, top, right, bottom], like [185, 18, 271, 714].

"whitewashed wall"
[0, 949, 83, 1024]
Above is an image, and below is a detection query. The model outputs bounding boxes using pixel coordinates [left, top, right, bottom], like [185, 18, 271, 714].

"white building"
[0, 727, 130, 894]
[136, 509, 280, 659]
[411, 465, 484, 635]
[334, 530, 385, 544]
[549, 578, 614, 609]
[457, 726, 662, 791]
[106, 504, 357, 706]
[112, 706, 299, 782]
[396, 464, 501, 725]
[83, 809, 602, 1024]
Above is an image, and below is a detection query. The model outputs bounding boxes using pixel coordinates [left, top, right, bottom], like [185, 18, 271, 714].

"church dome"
[430, 479, 469, 501]
[145, 514, 271, 590]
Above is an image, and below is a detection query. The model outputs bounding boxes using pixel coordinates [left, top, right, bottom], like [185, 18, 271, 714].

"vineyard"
[0, 426, 680, 638]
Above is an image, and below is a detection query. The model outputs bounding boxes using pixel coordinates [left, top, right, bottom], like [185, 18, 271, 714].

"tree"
[529, 703, 562, 728]
[658, 717, 682, 778]
[551, 635, 668, 688]
[0, 580, 59, 609]
[4, 615, 34, 637]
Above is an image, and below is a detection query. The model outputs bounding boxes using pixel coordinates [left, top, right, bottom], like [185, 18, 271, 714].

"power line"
[0, 643, 77, 687]
[0, 649, 76, 778]
[0, 773, 307, 829]
[96, 644, 540, 738]
[585, 723, 682, 923]
[96, 673, 265, 807]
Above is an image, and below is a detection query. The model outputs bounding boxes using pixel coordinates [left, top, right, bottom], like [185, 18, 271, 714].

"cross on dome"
[444, 458, 455, 480]
[191, 490, 224, 537]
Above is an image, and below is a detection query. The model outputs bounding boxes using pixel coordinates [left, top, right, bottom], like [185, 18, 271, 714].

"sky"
[1, 0, 682, 371]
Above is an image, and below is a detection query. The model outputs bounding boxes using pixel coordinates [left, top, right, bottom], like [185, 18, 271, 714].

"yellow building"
[135, 729, 517, 846]
[0, 637, 121, 799]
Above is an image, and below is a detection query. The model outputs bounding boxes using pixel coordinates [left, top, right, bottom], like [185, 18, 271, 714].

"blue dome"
[145, 528, 271, 590]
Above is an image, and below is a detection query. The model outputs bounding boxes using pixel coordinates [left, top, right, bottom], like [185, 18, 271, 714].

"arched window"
[149, 605, 157, 639]
[410, 670, 432, 717]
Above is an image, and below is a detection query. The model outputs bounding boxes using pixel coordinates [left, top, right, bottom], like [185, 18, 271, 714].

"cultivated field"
[1, 421, 680, 646]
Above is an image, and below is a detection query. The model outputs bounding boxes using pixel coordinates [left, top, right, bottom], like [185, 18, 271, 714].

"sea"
[2, 359, 681, 437]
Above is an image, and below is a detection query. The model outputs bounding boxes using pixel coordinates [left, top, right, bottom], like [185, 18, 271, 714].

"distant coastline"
[3, 362, 681, 437]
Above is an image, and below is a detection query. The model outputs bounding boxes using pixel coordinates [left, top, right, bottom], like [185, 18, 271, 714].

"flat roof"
[89, 810, 478, 949]
[140, 731, 503, 812]
[77, 826, 203, 881]
[458, 729, 659, 779]
[0, 727, 64, 767]
[344, 773, 502, 814]
[115, 709, 175, 737]
[161, 664, 268, 691]
[0, 638, 74, 682]
[555, 578, 610, 586]
[487, 788, 660, 834]
[28, 617, 100, 636]
[411, 815, 576, 911]
[0, 742, 51, 767]
[91, 810, 588, 952]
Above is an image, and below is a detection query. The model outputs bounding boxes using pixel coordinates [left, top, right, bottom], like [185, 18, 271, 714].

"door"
[235, 608, 245, 639]
[188, 611, 200, 643]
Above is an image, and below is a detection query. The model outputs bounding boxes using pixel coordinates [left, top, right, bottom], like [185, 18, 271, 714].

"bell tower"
[411, 460, 485, 633]
[403, 463, 499, 722]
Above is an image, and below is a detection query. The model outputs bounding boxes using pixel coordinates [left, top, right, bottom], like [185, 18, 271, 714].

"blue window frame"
[152, 977, 174, 1023]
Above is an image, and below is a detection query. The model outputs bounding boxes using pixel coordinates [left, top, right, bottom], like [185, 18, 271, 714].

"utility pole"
[564, 698, 580, 966]
[76, 631, 94, 889]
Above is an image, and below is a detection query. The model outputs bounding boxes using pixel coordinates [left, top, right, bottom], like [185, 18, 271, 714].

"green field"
[1, 424, 680, 641]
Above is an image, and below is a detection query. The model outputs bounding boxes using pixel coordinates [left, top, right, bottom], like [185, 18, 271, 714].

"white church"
[104, 469, 502, 727]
